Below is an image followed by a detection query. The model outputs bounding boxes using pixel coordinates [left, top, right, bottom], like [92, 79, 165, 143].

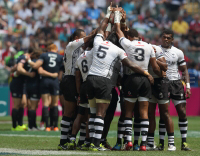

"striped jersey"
[64, 38, 84, 76]
[148, 44, 164, 78]
[88, 34, 127, 79]
[159, 45, 186, 80]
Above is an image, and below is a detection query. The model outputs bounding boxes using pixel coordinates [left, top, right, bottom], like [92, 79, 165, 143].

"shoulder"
[172, 46, 184, 56]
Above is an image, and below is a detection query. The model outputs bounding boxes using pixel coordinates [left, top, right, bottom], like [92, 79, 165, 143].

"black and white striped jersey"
[148, 44, 165, 78]
[64, 38, 84, 76]
[88, 34, 127, 79]
[159, 45, 186, 80]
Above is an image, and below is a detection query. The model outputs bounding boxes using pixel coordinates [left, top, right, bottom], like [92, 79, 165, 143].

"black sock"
[147, 133, 154, 147]
[133, 118, 141, 145]
[78, 122, 86, 145]
[53, 106, 58, 127]
[159, 119, 166, 146]
[12, 109, 18, 128]
[33, 110, 37, 128]
[60, 116, 72, 145]
[18, 107, 24, 126]
[168, 132, 175, 146]
[140, 119, 149, 146]
[50, 107, 53, 127]
[28, 110, 34, 129]
[117, 118, 125, 144]
[124, 117, 133, 143]
[179, 118, 188, 144]
[43, 106, 49, 128]
[41, 107, 45, 123]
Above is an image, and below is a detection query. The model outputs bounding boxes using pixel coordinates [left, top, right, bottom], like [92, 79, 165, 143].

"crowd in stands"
[0, 0, 199, 86]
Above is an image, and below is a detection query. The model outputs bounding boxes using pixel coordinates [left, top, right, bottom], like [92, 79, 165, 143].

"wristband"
[144, 71, 150, 76]
[106, 23, 112, 32]
[114, 11, 121, 23]
[186, 83, 190, 89]
[13, 71, 18, 77]
[121, 21, 126, 25]
[28, 59, 32, 64]
[105, 6, 112, 19]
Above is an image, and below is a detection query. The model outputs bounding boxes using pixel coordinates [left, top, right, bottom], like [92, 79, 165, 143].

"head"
[138, 15, 144, 23]
[194, 14, 199, 22]
[31, 48, 43, 59]
[106, 33, 120, 47]
[16, 19, 22, 28]
[89, 1, 95, 8]
[145, 9, 151, 18]
[178, 15, 183, 22]
[85, 38, 94, 50]
[127, 29, 139, 41]
[47, 44, 58, 53]
[161, 29, 174, 48]
[70, 29, 86, 41]
[160, 8, 165, 16]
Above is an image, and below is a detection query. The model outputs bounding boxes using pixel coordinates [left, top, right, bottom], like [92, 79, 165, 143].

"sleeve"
[119, 37, 131, 51]
[149, 46, 156, 58]
[39, 53, 45, 62]
[93, 33, 104, 45]
[118, 48, 127, 61]
[17, 55, 26, 64]
[70, 38, 84, 49]
[177, 50, 186, 66]
[155, 46, 164, 59]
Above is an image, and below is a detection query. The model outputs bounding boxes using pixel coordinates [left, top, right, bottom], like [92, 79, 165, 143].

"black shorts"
[106, 88, 118, 115]
[80, 81, 88, 104]
[151, 77, 169, 100]
[26, 83, 40, 100]
[10, 78, 24, 98]
[40, 77, 59, 95]
[86, 75, 113, 100]
[123, 74, 151, 99]
[169, 80, 186, 100]
[61, 75, 77, 102]
[78, 106, 90, 116]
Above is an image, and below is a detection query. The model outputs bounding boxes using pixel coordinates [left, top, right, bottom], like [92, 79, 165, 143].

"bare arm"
[121, 57, 154, 84]
[83, 28, 98, 43]
[150, 57, 162, 77]
[10, 64, 17, 72]
[75, 69, 82, 95]
[58, 70, 63, 81]
[29, 59, 43, 69]
[157, 57, 168, 72]
[17, 62, 35, 78]
[38, 67, 58, 78]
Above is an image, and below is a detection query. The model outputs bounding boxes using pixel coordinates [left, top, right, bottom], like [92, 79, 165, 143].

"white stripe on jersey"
[75, 49, 93, 82]
[64, 38, 84, 76]
[159, 45, 186, 80]
[148, 44, 164, 78]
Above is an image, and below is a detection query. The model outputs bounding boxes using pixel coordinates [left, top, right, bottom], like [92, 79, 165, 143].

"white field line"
[0, 148, 103, 155]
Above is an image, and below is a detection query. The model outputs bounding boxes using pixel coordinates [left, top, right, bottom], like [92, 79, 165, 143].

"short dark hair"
[161, 29, 174, 38]
[87, 38, 94, 48]
[106, 33, 120, 47]
[127, 29, 139, 38]
[69, 29, 85, 42]
[28, 47, 34, 54]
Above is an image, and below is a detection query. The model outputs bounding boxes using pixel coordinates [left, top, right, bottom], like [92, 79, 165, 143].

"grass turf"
[0, 116, 199, 156]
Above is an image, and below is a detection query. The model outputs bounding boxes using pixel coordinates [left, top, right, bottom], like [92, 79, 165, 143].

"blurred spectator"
[41, 21, 53, 36]
[190, 14, 200, 35]
[21, 31, 30, 50]
[172, 15, 189, 35]
[26, 20, 38, 36]
[94, 0, 106, 11]
[79, 11, 90, 26]
[1, 41, 14, 61]
[17, 3, 32, 20]
[0, 8, 8, 29]
[151, 34, 162, 45]
[121, 0, 135, 15]
[156, 8, 171, 30]
[59, 28, 70, 42]
[164, 0, 187, 21]
[144, 9, 158, 28]
[12, 19, 24, 37]
[132, 15, 150, 35]
[183, 10, 193, 24]
[178, 35, 190, 51]
[34, 2, 47, 20]
[85, 1, 101, 20]
[68, 0, 83, 20]
[48, 4, 61, 23]
[188, 63, 200, 87]
[43, 0, 56, 16]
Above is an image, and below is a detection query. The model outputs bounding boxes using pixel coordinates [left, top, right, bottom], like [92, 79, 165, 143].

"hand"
[121, 10, 126, 23]
[185, 88, 191, 99]
[107, 2, 113, 13]
[29, 72, 36, 78]
[52, 73, 58, 78]
[162, 71, 166, 77]
[148, 74, 154, 84]
[113, 5, 123, 12]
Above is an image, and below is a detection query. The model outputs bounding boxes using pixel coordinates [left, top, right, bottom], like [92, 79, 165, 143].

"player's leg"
[59, 94, 65, 115]
[101, 87, 118, 150]
[133, 101, 141, 151]
[146, 100, 157, 150]
[51, 95, 59, 131]
[18, 93, 26, 128]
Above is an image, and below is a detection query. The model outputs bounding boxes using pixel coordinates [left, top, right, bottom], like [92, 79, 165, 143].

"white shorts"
[171, 99, 186, 106]
[124, 97, 149, 103]
[149, 95, 169, 104]
[79, 103, 89, 108]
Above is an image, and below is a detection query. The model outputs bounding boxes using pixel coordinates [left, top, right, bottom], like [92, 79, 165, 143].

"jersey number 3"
[97, 46, 108, 59]
[135, 48, 145, 61]
[81, 60, 88, 73]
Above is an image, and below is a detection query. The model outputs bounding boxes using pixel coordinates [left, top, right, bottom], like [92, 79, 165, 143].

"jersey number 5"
[97, 46, 108, 59]
[49, 57, 56, 67]
[135, 48, 145, 61]
[81, 60, 88, 73]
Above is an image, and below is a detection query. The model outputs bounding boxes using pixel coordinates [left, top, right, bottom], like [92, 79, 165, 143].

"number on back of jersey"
[134, 48, 145, 61]
[49, 57, 56, 67]
[81, 60, 88, 73]
[97, 46, 108, 59]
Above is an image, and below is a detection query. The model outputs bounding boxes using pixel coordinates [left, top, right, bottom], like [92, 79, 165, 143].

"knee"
[178, 109, 186, 119]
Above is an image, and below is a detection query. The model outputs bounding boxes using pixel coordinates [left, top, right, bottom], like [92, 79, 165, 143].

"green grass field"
[0, 116, 200, 156]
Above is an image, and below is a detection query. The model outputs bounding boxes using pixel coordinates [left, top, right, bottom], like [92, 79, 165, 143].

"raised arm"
[114, 6, 125, 39]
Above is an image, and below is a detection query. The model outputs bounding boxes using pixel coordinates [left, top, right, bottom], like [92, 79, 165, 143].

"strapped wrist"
[186, 83, 190, 89]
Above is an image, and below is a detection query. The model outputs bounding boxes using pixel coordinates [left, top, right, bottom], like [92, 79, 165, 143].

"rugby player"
[159, 29, 191, 151]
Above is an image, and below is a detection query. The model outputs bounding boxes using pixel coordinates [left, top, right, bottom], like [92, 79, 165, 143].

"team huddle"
[10, 3, 191, 152]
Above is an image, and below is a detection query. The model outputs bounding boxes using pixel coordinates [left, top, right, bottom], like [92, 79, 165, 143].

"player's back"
[120, 38, 154, 75]
[40, 52, 63, 74]
[76, 49, 93, 82]
[89, 35, 126, 79]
